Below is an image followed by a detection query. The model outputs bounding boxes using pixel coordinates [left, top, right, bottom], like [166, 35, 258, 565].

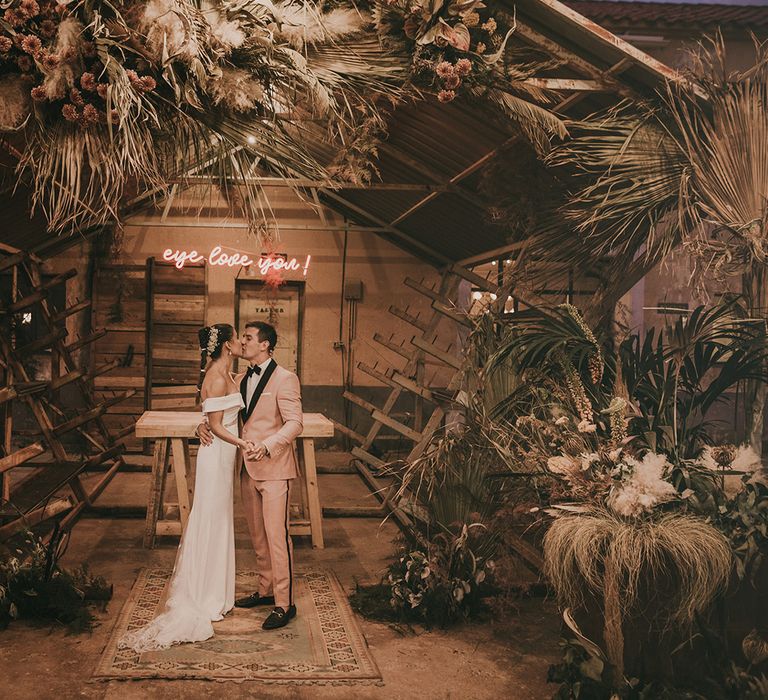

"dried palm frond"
[541, 36, 768, 282]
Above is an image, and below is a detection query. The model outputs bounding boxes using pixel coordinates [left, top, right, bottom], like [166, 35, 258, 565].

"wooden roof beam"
[379, 143, 490, 211]
[516, 0, 679, 84]
[523, 77, 610, 91]
[513, 21, 639, 100]
[318, 188, 451, 266]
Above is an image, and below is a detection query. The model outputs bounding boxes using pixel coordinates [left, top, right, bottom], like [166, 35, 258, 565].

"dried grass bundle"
[543, 510, 732, 682]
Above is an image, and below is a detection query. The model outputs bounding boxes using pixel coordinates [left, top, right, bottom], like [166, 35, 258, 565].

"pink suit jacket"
[241, 364, 303, 481]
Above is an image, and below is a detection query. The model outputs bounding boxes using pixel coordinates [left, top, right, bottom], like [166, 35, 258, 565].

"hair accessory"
[206, 326, 219, 354]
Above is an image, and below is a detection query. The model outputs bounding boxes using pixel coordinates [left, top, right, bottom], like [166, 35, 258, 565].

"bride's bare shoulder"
[201, 373, 229, 401]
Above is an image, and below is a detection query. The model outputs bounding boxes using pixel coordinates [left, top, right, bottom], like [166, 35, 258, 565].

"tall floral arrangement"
[0, 0, 406, 234]
[480, 300, 768, 693]
[372, 0, 565, 148]
[0, 0, 567, 237]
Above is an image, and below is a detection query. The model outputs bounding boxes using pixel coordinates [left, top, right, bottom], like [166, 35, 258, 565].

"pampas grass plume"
[0, 76, 31, 130]
[272, 2, 365, 50]
[544, 510, 732, 628]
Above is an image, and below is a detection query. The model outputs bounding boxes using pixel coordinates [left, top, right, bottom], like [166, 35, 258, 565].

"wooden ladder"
[334, 263, 501, 532]
[0, 246, 135, 542]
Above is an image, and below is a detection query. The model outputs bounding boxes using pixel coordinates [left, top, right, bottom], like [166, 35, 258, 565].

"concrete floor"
[0, 453, 560, 700]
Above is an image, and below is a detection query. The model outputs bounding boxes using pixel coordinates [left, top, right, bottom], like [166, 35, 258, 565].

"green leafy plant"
[385, 523, 494, 626]
[0, 531, 111, 632]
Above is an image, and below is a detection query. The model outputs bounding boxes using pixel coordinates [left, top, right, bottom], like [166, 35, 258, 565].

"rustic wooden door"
[235, 280, 304, 377]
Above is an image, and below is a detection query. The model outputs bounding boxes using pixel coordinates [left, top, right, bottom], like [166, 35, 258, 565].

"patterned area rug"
[93, 569, 382, 684]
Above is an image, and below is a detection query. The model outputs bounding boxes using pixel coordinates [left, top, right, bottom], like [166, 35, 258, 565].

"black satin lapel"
[240, 372, 249, 421]
[244, 359, 277, 421]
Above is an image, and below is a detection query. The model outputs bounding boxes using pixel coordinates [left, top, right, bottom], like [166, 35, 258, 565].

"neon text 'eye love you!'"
[162, 246, 311, 276]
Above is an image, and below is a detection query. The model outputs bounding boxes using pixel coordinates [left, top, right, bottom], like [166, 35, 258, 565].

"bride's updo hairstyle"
[197, 323, 235, 395]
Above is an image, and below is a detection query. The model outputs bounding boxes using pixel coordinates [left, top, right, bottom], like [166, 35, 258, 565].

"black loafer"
[235, 592, 275, 608]
[262, 605, 297, 630]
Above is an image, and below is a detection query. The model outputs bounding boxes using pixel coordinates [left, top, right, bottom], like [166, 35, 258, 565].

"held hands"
[243, 440, 268, 461]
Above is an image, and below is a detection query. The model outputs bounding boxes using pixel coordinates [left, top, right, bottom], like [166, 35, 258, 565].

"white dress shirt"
[245, 357, 274, 408]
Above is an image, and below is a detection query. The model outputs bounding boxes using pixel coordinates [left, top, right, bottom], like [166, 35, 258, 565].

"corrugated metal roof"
[319, 0, 683, 266]
[565, 1, 768, 30]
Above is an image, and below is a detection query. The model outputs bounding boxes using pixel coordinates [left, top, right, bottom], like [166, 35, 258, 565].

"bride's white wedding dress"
[119, 392, 244, 652]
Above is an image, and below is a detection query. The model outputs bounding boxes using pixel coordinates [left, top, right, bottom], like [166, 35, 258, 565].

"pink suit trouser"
[240, 472, 294, 610]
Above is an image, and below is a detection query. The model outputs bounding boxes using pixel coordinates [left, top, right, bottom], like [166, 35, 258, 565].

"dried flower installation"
[0, 0, 566, 237]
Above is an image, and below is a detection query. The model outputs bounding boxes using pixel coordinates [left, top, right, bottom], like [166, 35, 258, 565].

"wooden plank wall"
[149, 261, 206, 412]
[91, 260, 206, 452]
[92, 264, 147, 452]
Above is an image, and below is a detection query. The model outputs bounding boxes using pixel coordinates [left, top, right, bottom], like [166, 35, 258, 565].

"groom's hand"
[246, 442, 268, 461]
[196, 420, 213, 446]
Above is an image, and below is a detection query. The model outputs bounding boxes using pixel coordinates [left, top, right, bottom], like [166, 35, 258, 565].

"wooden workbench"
[135, 411, 333, 549]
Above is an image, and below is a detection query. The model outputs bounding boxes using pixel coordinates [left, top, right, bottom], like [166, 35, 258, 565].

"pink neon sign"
[162, 246, 311, 276]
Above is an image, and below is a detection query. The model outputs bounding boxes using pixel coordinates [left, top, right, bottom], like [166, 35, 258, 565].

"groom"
[199, 321, 303, 630]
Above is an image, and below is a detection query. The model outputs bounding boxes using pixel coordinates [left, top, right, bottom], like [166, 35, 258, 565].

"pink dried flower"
[482, 17, 497, 34]
[41, 51, 59, 70]
[455, 58, 472, 76]
[125, 69, 140, 85]
[96, 83, 108, 98]
[3, 9, 23, 27]
[139, 75, 156, 92]
[435, 61, 454, 79]
[80, 72, 96, 91]
[19, 0, 40, 17]
[443, 74, 461, 90]
[17, 55, 32, 71]
[20, 35, 42, 56]
[61, 103, 78, 121]
[80, 103, 99, 125]
[30, 85, 47, 101]
[476, 42, 486, 54]
[39, 19, 56, 38]
[69, 87, 84, 105]
[0, 36, 12, 53]
[437, 89, 455, 103]
[463, 11, 480, 27]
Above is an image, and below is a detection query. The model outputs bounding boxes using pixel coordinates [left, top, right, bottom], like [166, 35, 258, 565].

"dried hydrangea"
[455, 58, 472, 76]
[443, 74, 460, 90]
[61, 102, 77, 121]
[463, 12, 479, 27]
[80, 72, 96, 91]
[20, 35, 42, 56]
[435, 60, 454, 78]
[481, 18, 497, 33]
[608, 452, 677, 517]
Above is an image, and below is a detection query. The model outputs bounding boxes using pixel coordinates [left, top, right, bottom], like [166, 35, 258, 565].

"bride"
[120, 323, 250, 652]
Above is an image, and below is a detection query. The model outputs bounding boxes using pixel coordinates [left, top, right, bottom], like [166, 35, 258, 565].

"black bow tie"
[246, 365, 262, 379]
